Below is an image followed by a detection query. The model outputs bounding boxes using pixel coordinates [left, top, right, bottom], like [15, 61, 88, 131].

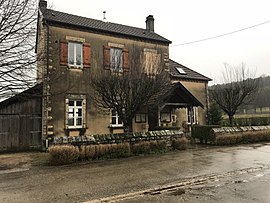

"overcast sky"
[47, 0, 270, 84]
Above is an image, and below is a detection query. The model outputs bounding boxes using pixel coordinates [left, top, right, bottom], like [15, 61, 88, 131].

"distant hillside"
[247, 76, 270, 111]
[209, 76, 270, 114]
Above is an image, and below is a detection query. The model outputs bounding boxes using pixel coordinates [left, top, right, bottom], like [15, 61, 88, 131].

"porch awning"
[148, 82, 204, 109]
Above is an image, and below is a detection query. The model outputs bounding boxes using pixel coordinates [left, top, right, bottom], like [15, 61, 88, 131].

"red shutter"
[60, 40, 68, 65]
[83, 43, 91, 68]
[103, 45, 110, 69]
[122, 48, 129, 71]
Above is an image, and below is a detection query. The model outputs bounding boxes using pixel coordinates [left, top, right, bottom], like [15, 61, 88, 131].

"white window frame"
[65, 96, 86, 129]
[68, 42, 83, 69]
[187, 107, 198, 124]
[110, 47, 123, 72]
[110, 109, 123, 127]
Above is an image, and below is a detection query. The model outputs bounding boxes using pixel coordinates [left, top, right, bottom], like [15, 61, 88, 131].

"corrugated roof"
[40, 8, 171, 44]
[169, 59, 212, 81]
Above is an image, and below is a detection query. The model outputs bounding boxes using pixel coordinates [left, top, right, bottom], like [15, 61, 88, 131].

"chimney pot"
[39, 0, 47, 9]
[146, 15, 154, 32]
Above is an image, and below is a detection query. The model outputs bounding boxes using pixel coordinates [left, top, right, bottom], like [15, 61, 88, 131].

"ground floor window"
[187, 106, 198, 124]
[110, 109, 123, 127]
[135, 113, 147, 123]
[65, 95, 86, 129]
[160, 111, 171, 123]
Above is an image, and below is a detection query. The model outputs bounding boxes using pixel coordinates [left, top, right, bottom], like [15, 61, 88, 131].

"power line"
[170, 20, 270, 47]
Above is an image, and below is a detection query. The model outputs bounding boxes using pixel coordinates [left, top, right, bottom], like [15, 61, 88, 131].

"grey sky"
[47, 0, 270, 83]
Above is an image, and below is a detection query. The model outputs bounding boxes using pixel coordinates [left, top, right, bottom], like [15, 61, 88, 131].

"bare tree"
[210, 63, 259, 125]
[90, 61, 170, 132]
[0, 0, 37, 99]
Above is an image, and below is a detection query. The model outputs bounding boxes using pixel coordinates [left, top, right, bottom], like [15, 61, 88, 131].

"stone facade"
[36, 1, 211, 139]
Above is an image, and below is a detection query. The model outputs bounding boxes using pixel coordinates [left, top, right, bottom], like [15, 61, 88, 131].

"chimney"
[146, 15, 154, 32]
[39, 0, 47, 9]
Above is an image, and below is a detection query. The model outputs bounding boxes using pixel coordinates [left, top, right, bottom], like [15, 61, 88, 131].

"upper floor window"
[68, 42, 82, 68]
[104, 45, 129, 72]
[60, 39, 91, 68]
[143, 48, 160, 76]
[110, 48, 123, 72]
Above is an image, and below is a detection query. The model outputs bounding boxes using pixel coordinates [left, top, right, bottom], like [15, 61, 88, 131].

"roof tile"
[169, 59, 211, 81]
[41, 8, 171, 44]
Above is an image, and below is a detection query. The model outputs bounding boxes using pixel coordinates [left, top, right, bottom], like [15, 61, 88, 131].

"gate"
[0, 114, 42, 151]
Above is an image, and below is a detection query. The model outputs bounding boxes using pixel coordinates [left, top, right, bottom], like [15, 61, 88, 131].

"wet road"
[1, 143, 270, 202]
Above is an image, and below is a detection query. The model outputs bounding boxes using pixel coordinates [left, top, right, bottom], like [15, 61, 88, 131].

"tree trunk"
[124, 120, 133, 133]
[228, 115, 234, 126]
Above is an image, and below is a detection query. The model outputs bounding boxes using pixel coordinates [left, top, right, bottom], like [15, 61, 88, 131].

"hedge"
[191, 125, 220, 144]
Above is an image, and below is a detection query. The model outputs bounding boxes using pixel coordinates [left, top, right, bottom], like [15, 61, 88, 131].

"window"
[176, 67, 186, 75]
[65, 96, 86, 129]
[68, 42, 83, 68]
[60, 40, 91, 68]
[135, 113, 147, 123]
[187, 107, 198, 124]
[160, 112, 171, 122]
[143, 49, 160, 76]
[110, 48, 123, 71]
[103, 45, 129, 71]
[110, 109, 123, 127]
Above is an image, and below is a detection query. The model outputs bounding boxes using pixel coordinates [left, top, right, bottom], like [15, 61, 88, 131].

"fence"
[0, 114, 42, 151]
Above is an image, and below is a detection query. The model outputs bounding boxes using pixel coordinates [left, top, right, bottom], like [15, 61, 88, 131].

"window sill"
[65, 127, 87, 131]
[68, 65, 83, 70]
[109, 124, 124, 129]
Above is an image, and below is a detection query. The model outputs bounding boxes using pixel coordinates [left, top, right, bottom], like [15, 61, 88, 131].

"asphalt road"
[1, 143, 270, 203]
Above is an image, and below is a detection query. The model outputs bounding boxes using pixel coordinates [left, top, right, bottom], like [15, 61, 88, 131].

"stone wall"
[51, 130, 184, 148]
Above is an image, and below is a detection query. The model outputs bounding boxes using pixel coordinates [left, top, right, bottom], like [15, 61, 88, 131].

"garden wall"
[51, 130, 184, 148]
[212, 126, 270, 145]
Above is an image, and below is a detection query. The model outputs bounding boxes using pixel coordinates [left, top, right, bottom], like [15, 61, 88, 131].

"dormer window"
[176, 67, 186, 75]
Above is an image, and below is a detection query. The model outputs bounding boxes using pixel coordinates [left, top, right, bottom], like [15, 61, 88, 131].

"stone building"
[0, 0, 211, 149]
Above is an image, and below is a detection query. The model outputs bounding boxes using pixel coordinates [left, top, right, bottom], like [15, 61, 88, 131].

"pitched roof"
[148, 82, 203, 108]
[169, 59, 212, 81]
[40, 8, 171, 44]
[0, 84, 42, 109]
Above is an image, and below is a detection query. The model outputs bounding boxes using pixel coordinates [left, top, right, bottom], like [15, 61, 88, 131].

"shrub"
[208, 103, 223, 125]
[149, 140, 167, 153]
[95, 144, 109, 159]
[172, 137, 188, 150]
[132, 141, 151, 155]
[48, 145, 79, 165]
[110, 143, 131, 158]
[222, 116, 270, 126]
[215, 130, 270, 145]
[215, 133, 242, 145]
[191, 125, 220, 144]
[83, 145, 96, 160]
